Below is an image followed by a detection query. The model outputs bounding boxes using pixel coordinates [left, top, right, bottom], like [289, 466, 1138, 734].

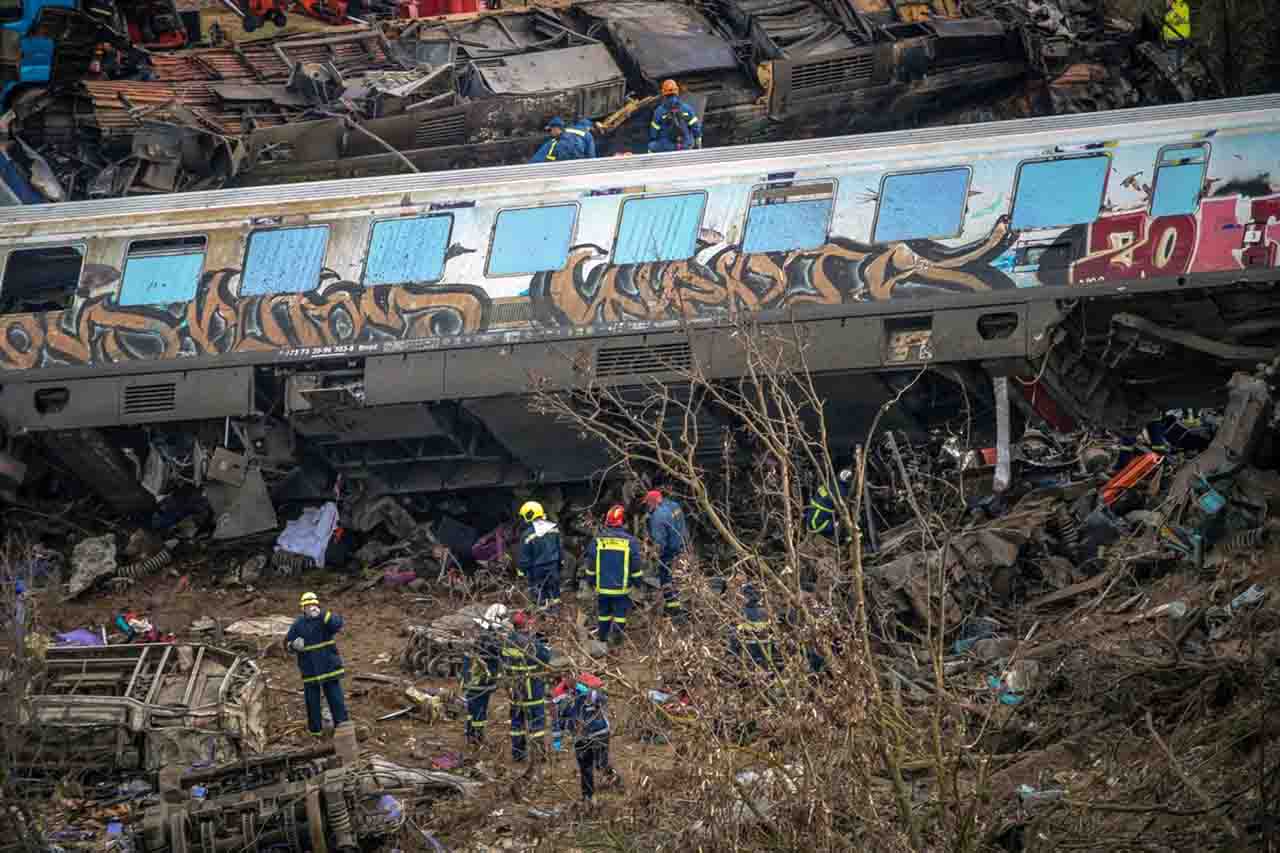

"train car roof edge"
[0, 94, 1277, 226]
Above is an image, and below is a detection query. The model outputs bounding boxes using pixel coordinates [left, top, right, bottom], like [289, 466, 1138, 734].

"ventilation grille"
[596, 342, 692, 377]
[791, 52, 874, 92]
[122, 383, 177, 415]
[415, 114, 467, 148]
[492, 301, 532, 324]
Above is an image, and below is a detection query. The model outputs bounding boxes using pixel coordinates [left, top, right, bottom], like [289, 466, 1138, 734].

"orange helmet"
[661, 79, 679, 96]
[604, 504, 626, 527]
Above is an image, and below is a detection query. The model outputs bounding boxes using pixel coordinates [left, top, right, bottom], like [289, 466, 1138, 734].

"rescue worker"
[568, 117, 597, 159]
[286, 592, 349, 737]
[729, 584, 778, 673]
[517, 501, 563, 613]
[804, 468, 853, 541]
[648, 79, 702, 153]
[586, 504, 646, 646]
[1162, 0, 1190, 65]
[462, 604, 508, 746]
[502, 610, 554, 764]
[644, 489, 687, 618]
[561, 678, 622, 804]
[531, 117, 583, 163]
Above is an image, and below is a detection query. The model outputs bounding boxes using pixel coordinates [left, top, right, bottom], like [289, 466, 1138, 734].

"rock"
[587, 640, 608, 657]
[972, 638, 1018, 662]
[66, 534, 118, 599]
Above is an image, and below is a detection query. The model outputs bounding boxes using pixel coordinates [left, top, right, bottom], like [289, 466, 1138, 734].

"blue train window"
[364, 215, 453, 285]
[242, 226, 328, 295]
[119, 237, 207, 306]
[613, 193, 706, 265]
[1150, 145, 1209, 217]
[1011, 156, 1110, 230]
[873, 168, 970, 243]
[742, 181, 835, 253]
[487, 205, 577, 276]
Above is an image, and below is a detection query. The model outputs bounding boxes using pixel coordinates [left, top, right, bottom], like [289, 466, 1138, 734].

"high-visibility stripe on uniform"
[303, 667, 345, 683]
[595, 537, 631, 594]
[546, 140, 558, 161]
[565, 127, 586, 137]
[302, 640, 335, 652]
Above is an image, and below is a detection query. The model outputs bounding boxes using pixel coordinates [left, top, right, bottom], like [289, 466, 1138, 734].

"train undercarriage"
[4, 280, 1279, 524]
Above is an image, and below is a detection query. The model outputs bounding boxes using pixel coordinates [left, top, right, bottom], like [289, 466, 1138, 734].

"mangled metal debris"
[17, 643, 265, 772]
[132, 738, 475, 853]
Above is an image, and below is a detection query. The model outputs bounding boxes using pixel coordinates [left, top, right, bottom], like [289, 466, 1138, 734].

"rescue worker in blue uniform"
[286, 592, 349, 736]
[561, 680, 622, 803]
[568, 117, 596, 159]
[644, 489, 687, 618]
[462, 604, 508, 746]
[531, 116, 586, 163]
[804, 467, 853, 540]
[729, 584, 778, 673]
[517, 500, 562, 613]
[586, 504, 646, 646]
[648, 79, 702, 153]
[502, 610, 554, 763]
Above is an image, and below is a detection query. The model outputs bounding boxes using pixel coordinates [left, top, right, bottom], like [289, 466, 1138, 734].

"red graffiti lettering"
[1073, 210, 1198, 283]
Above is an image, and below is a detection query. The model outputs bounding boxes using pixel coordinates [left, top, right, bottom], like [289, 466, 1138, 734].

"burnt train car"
[0, 94, 1276, 515]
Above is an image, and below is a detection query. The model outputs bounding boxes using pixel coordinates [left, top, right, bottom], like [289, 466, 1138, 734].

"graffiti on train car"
[529, 218, 1018, 325]
[1070, 193, 1280, 284]
[0, 263, 491, 370]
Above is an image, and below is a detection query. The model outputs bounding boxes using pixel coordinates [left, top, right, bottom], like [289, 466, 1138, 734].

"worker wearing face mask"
[286, 591, 349, 737]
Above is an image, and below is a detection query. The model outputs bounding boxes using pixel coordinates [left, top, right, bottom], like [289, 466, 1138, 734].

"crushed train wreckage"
[0, 0, 1208, 201]
[16, 642, 265, 773]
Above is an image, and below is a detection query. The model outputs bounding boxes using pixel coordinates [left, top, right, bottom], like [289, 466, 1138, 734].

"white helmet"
[475, 603, 510, 631]
[838, 467, 853, 484]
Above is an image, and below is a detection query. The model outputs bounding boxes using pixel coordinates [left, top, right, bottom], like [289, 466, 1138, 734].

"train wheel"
[270, 10, 287, 26]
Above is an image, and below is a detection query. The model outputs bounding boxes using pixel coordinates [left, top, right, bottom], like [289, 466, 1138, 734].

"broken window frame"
[118, 235, 209, 307]
[741, 180, 838, 255]
[611, 191, 708, 266]
[1149, 143, 1211, 218]
[1009, 154, 1111, 232]
[0, 242, 87, 314]
[485, 203, 580, 278]
[872, 166, 972, 244]
[240, 225, 330, 296]
[362, 214, 454, 287]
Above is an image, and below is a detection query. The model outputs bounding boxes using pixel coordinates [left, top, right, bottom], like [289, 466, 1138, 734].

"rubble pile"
[0, 0, 1242, 202]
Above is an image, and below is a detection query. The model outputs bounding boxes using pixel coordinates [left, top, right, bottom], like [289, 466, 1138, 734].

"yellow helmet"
[519, 501, 545, 522]
[300, 591, 319, 608]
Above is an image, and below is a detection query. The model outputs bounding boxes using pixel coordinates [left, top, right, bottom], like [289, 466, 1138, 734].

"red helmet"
[604, 504, 626, 527]
[512, 610, 530, 629]
[644, 489, 663, 510]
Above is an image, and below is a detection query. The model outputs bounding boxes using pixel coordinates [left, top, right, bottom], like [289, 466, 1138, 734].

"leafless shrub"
[527, 319, 999, 850]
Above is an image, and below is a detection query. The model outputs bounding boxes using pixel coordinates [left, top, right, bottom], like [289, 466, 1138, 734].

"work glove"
[290, 637, 305, 653]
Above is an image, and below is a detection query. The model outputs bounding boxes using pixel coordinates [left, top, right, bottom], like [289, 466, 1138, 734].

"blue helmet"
[545, 116, 565, 130]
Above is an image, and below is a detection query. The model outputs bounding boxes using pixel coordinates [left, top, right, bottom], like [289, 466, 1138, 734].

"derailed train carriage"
[0, 94, 1276, 516]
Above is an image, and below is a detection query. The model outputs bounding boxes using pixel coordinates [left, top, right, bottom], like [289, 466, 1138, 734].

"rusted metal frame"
[229, 41, 268, 83]
[123, 645, 150, 700]
[181, 645, 207, 707]
[218, 656, 242, 703]
[143, 644, 174, 706]
[189, 53, 225, 81]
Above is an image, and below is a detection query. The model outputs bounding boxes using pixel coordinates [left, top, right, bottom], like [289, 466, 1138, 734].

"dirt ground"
[34, 558, 683, 851]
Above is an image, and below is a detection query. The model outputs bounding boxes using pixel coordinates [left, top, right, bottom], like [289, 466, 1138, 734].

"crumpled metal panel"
[576, 1, 739, 80]
[20, 643, 265, 771]
[478, 43, 623, 94]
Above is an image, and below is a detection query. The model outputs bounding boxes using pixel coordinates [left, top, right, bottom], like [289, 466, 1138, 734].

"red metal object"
[1101, 451, 1163, 506]
[294, 0, 349, 24]
[1017, 377, 1077, 434]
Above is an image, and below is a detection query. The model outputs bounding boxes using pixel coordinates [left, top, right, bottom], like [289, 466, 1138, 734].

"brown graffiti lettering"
[530, 220, 1017, 327]
[0, 258, 491, 370]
